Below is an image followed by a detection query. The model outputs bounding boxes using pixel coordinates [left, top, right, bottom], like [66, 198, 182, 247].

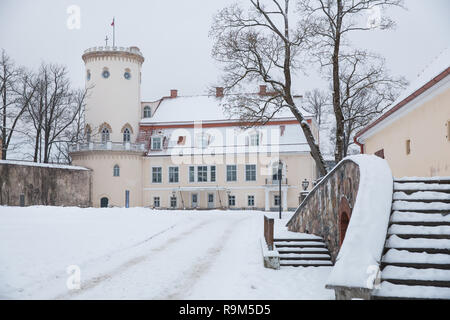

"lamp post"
[278, 160, 283, 219]
[302, 179, 310, 191]
[300, 179, 310, 204]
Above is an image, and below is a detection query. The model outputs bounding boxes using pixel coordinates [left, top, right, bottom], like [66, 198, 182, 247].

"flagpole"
[113, 17, 115, 47]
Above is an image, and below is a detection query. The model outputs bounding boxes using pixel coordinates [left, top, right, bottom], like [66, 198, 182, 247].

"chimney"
[259, 85, 267, 96]
[216, 87, 224, 98]
[170, 89, 178, 98]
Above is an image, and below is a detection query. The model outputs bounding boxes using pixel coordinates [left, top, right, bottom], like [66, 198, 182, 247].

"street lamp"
[302, 179, 310, 191]
[278, 160, 283, 219]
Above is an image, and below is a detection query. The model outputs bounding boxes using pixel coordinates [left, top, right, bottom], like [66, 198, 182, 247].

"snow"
[393, 191, 450, 201]
[382, 266, 450, 282]
[373, 281, 450, 299]
[386, 235, 450, 249]
[389, 224, 450, 235]
[0, 206, 334, 300]
[326, 155, 393, 289]
[391, 211, 450, 223]
[396, 177, 450, 182]
[0, 160, 89, 171]
[394, 182, 450, 191]
[382, 249, 450, 264]
[392, 201, 450, 211]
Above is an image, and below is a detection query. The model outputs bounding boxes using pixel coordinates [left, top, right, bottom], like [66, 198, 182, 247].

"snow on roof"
[140, 94, 312, 124]
[356, 47, 450, 142]
[0, 160, 89, 171]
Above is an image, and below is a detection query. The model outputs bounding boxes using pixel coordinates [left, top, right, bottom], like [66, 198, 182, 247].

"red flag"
[111, 18, 115, 27]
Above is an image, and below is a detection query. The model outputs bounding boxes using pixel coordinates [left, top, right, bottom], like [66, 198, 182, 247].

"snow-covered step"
[382, 249, 450, 269]
[386, 235, 450, 254]
[280, 259, 333, 267]
[393, 191, 450, 202]
[279, 253, 331, 260]
[394, 182, 450, 192]
[388, 224, 450, 239]
[372, 281, 450, 300]
[382, 266, 450, 285]
[395, 177, 450, 183]
[274, 241, 326, 247]
[391, 211, 450, 224]
[277, 247, 328, 253]
[392, 201, 450, 212]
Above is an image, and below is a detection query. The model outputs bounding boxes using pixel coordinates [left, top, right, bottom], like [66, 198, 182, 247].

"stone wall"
[0, 161, 92, 207]
[286, 160, 360, 260]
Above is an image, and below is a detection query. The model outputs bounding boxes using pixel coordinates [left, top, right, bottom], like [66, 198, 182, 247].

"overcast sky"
[0, 0, 449, 101]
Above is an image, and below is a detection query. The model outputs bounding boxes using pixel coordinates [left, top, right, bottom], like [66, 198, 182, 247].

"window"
[189, 166, 195, 182]
[272, 163, 282, 181]
[196, 133, 209, 149]
[153, 197, 160, 208]
[192, 194, 198, 207]
[101, 127, 110, 143]
[227, 165, 237, 182]
[102, 70, 110, 79]
[228, 195, 236, 207]
[86, 127, 91, 143]
[246, 164, 257, 181]
[248, 195, 255, 207]
[124, 72, 131, 80]
[152, 167, 162, 183]
[210, 166, 216, 182]
[123, 128, 131, 143]
[169, 167, 179, 183]
[170, 196, 177, 208]
[197, 166, 208, 182]
[144, 106, 151, 118]
[274, 195, 281, 206]
[249, 133, 260, 146]
[113, 165, 120, 177]
[151, 137, 162, 150]
[86, 70, 91, 81]
[375, 149, 385, 159]
[406, 139, 411, 155]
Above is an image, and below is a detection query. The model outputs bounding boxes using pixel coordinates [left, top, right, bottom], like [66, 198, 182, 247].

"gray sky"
[0, 0, 449, 101]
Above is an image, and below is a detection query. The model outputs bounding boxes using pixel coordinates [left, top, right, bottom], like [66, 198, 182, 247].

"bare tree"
[303, 88, 329, 126]
[27, 63, 87, 163]
[0, 50, 37, 160]
[299, 0, 404, 162]
[211, 0, 328, 176]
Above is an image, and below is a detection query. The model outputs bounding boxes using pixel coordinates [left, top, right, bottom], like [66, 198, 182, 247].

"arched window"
[144, 106, 151, 118]
[86, 127, 92, 143]
[123, 128, 131, 143]
[101, 127, 110, 143]
[113, 165, 120, 177]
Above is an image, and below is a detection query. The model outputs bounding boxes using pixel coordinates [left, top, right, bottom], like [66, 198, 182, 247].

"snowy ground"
[0, 207, 334, 300]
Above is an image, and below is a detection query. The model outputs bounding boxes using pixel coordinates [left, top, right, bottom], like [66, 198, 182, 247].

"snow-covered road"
[0, 207, 334, 300]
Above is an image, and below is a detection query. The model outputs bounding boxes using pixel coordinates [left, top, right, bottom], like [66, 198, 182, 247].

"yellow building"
[70, 46, 319, 209]
[355, 50, 450, 178]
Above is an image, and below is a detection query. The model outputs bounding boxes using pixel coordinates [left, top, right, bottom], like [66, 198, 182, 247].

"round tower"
[82, 46, 144, 143]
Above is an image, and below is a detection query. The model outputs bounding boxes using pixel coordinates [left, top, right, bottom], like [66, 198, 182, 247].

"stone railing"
[69, 142, 147, 153]
[83, 46, 143, 56]
[286, 159, 361, 261]
[265, 178, 288, 185]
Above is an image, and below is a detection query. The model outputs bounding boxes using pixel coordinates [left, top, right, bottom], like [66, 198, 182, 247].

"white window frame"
[113, 165, 120, 177]
[228, 195, 236, 207]
[249, 133, 260, 146]
[197, 166, 208, 183]
[144, 106, 151, 118]
[189, 166, 195, 183]
[245, 164, 257, 182]
[248, 195, 255, 207]
[152, 166, 162, 184]
[168, 166, 179, 183]
[274, 195, 281, 206]
[153, 197, 160, 208]
[210, 166, 216, 182]
[226, 165, 237, 182]
[151, 136, 162, 151]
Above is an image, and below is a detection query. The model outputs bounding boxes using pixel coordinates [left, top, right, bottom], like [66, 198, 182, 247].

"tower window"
[406, 139, 411, 155]
[102, 70, 110, 79]
[101, 127, 110, 143]
[113, 165, 120, 177]
[87, 70, 91, 81]
[123, 128, 131, 143]
[144, 106, 151, 118]
[124, 72, 131, 80]
[86, 127, 91, 143]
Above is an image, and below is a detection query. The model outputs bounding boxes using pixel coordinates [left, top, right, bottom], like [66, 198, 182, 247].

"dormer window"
[151, 137, 162, 150]
[143, 106, 151, 118]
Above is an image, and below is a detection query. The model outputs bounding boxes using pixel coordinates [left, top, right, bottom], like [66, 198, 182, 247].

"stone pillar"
[282, 188, 288, 212]
[265, 189, 270, 211]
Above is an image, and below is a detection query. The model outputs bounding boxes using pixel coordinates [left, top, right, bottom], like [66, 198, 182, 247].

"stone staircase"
[274, 235, 333, 268]
[373, 177, 450, 300]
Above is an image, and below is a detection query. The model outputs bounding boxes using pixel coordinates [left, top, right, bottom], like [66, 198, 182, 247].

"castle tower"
[70, 46, 146, 208]
[82, 46, 144, 143]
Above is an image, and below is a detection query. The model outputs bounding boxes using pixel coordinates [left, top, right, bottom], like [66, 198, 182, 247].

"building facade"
[70, 46, 319, 210]
[355, 49, 450, 178]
